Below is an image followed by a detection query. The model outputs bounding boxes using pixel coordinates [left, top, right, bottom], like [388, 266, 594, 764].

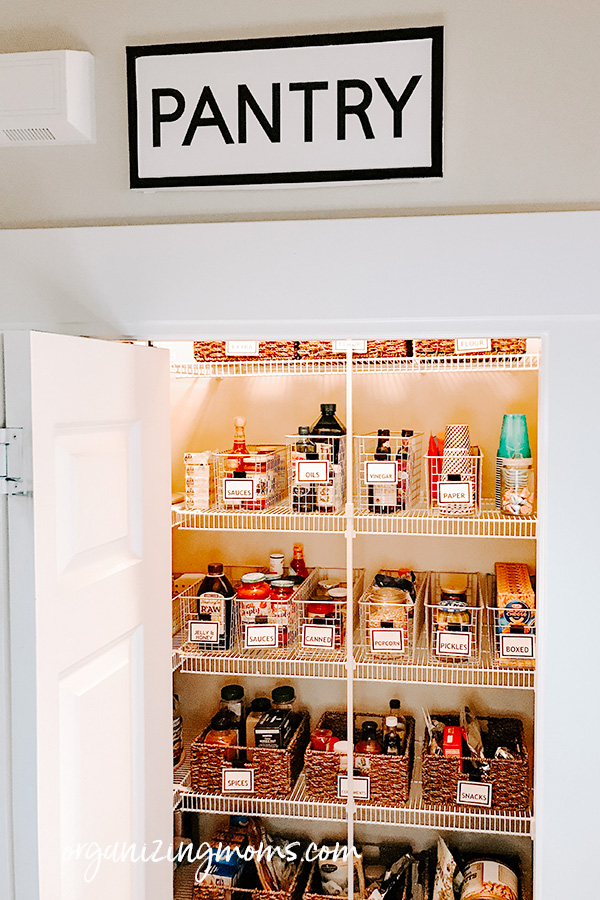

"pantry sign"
[126, 27, 443, 188]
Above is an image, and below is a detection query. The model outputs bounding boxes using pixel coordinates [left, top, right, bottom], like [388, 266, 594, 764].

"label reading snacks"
[500, 633, 535, 659]
[302, 623, 335, 649]
[224, 478, 254, 501]
[222, 768, 254, 793]
[438, 481, 472, 504]
[296, 459, 329, 483]
[365, 461, 397, 484]
[337, 775, 370, 800]
[456, 780, 492, 807]
[244, 623, 278, 648]
[436, 630, 471, 657]
[189, 620, 220, 643]
[371, 628, 405, 653]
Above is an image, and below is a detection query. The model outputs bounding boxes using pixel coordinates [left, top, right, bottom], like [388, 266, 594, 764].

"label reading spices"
[456, 780, 492, 807]
[371, 628, 405, 653]
[222, 768, 254, 793]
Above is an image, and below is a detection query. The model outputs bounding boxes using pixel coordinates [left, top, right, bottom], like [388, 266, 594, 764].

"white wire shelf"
[171, 354, 539, 379]
[174, 501, 536, 538]
[178, 644, 348, 680]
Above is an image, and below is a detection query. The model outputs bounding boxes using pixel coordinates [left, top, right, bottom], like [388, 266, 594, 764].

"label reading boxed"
[500, 633, 535, 659]
[296, 459, 329, 483]
[245, 623, 278, 649]
[222, 768, 254, 793]
[224, 478, 254, 500]
[365, 461, 397, 484]
[302, 623, 335, 649]
[436, 630, 472, 657]
[337, 774, 370, 800]
[226, 340, 259, 356]
[455, 337, 492, 354]
[456, 780, 492, 807]
[189, 620, 220, 643]
[371, 628, 405, 653]
[439, 481, 472, 504]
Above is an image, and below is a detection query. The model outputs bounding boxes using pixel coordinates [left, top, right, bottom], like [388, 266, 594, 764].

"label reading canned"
[224, 478, 254, 500]
[365, 461, 397, 484]
[371, 628, 405, 653]
[189, 620, 220, 643]
[456, 780, 492, 807]
[296, 459, 329, 483]
[436, 630, 471, 657]
[337, 774, 370, 800]
[244, 623, 278, 648]
[500, 633, 535, 659]
[302, 623, 335, 649]
[439, 481, 472, 504]
[222, 768, 254, 793]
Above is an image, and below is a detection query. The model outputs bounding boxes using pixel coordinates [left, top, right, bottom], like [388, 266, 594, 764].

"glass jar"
[355, 721, 383, 754]
[246, 697, 271, 760]
[204, 721, 238, 762]
[237, 572, 270, 600]
[271, 685, 296, 711]
[219, 683, 246, 746]
[501, 458, 534, 516]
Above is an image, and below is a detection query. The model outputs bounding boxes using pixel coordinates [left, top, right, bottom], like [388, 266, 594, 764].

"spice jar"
[271, 685, 296, 711]
[203, 720, 238, 762]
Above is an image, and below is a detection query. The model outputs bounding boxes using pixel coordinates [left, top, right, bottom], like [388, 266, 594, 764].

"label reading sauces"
[222, 768, 254, 793]
[245, 623, 278, 648]
[302, 623, 335, 649]
[500, 633, 535, 659]
[224, 478, 254, 501]
[439, 481, 472, 504]
[436, 630, 471, 657]
[371, 628, 405, 653]
[456, 780, 492, 807]
[296, 459, 329, 483]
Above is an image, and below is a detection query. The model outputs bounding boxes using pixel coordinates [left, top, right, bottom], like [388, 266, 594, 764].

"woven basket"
[190, 712, 310, 798]
[296, 340, 408, 359]
[414, 338, 527, 357]
[304, 711, 414, 805]
[193, 341, 297, 361]
[193, 851, 309, 900]
[421, 715, 530, 810]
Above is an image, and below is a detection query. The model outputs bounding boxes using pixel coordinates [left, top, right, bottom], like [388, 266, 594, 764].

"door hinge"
[0, 428, 25, 495]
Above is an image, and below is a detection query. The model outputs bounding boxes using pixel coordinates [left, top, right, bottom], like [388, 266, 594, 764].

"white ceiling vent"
[0, 50, 95, 146]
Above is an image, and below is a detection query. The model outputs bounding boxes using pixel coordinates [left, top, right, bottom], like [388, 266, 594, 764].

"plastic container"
[501, 458, 534, 516]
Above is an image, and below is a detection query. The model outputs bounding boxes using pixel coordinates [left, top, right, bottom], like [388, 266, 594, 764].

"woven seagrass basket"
[296, 340, 409, 359]
[191, 712, 310, 798]
[193, 341, 297, 361]
[414, 338, 527, 357]
[303, 711, 414, 805]
[421, 714, 530, 810]
[193, 850, 309, 900]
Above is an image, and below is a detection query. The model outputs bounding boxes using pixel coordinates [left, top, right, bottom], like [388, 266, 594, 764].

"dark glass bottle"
[369, 429, 396, 514]
[355, 720, 383, 754]
[293, 426, 317, 512]
[311, 403, 346, 463]
[396, 429, 414, 511]
[196, 563, 235, 649]
[311, 403, 346, 512]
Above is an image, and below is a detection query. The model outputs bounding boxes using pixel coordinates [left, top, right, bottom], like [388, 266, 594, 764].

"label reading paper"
[245, 623, 278, 649]
[439, 482, 472, 504]
[371, 628, 405, 653]
[189, 620, 220, 643]
[337, 775, 370, 800]
[365, 461, 397, 484]
[436, 631, 472, 657]
[455, 338, 492, 354]
[456, 780, 492, 807]
[500, 633, 535, 659]
[296, 459, 329, 483]
[226, 340, 259, 356]
[302, 623, 335, 649]
[224, 478, 254, 501]
[222, 768, 254, 793]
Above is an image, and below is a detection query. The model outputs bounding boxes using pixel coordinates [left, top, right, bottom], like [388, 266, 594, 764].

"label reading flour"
[455, 338, 492, 354]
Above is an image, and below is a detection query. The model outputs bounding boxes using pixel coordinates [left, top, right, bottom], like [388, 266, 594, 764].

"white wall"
[1, 0, 599, 229]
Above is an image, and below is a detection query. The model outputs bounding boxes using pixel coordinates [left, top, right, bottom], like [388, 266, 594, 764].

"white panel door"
[4, 332, 172, 900]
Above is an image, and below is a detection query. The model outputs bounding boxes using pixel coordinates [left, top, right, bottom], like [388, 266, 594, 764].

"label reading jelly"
[371, 628, 405, 653]
[456, 780, 492, 807]
[245, 623, 278, 649]
[222, 768, 254, 793]
[189, 620, 220, 643]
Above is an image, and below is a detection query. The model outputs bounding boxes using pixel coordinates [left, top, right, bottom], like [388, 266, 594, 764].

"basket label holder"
[438, 482, 472, 504]
[500, 633, 535, 659]
[224, 478, 254, 501]
[370, 628, 405, 653]
[188, 620, 220, 643]
[337, 774, 370, 800]
[436, 630, 472, 657]
[302, 623, 335, 649]
[456, 780, 492, 807]
[222, 768, 254, 793]
[244, 623, 278, 649]
[296, 459, 329, 483]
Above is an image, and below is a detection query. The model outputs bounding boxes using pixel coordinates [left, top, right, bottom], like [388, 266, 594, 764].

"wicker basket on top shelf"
[193, 341, 297, 361]
[414, 338, 527, 356]
[296, 340, 409, 359]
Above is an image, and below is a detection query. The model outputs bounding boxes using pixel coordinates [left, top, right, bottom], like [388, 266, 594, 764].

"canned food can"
[460, 859, 519, 900]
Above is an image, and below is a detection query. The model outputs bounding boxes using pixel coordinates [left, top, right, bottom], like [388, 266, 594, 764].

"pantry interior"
[168, 338, 540, 900]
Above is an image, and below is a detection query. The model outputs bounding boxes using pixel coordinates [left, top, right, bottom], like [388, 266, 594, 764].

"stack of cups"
[441, 424, 471, 475]
[496, 414, 533, 513]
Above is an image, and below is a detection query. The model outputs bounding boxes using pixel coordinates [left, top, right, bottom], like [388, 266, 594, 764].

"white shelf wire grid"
[171, 353, 539, 380]
[355, 432, 424, 514]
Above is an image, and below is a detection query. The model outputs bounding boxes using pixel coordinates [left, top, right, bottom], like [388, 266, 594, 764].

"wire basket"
[486, 572, 536, 670]
[425, 448, 483, 515]
[235, 578, 302, 651]
[190, 712, 310, 798]
[421, 714, 530, 810]
[355, 432, 423, 512]
[425, 572, 483, 662]
[286, 435, 346, 514]
[293, 568, 364, 654]
[303, 711, 415, 805]
[212, 446, 288, 511]
[358, 570, 427, 659]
